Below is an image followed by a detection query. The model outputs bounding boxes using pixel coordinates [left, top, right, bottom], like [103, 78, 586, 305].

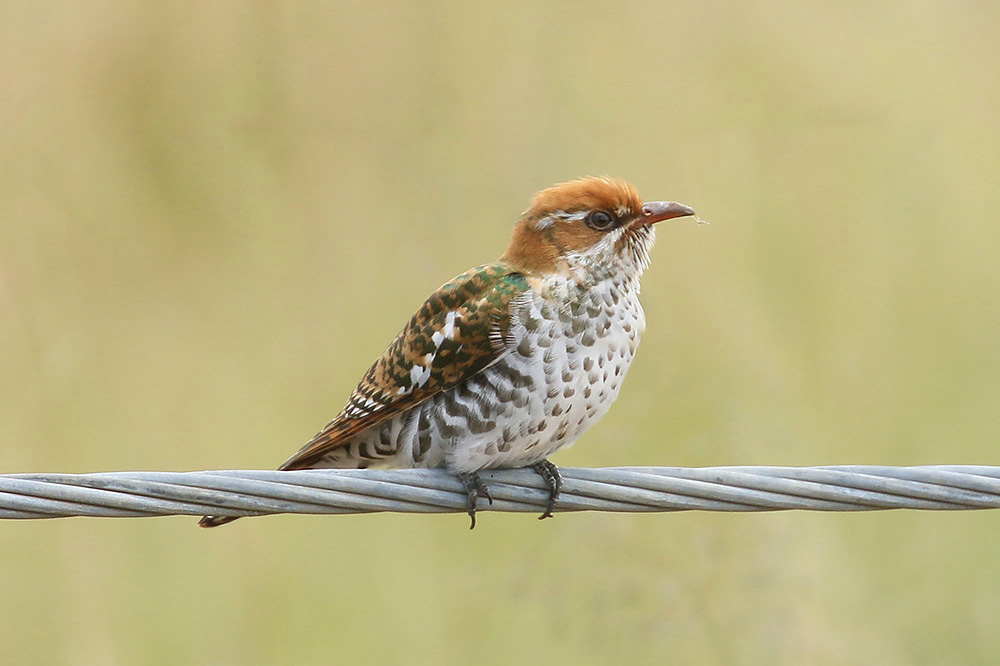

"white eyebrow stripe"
[535, 210, 589, 230]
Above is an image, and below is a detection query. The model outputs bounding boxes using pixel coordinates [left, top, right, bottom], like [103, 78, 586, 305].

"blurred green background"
[2, 1, 1000, 664]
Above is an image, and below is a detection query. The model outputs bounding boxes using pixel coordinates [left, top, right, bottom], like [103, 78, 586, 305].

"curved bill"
[640, 201, 696, 225]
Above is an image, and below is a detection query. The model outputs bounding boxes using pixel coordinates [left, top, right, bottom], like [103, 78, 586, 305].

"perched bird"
[200, 177, 694, 529]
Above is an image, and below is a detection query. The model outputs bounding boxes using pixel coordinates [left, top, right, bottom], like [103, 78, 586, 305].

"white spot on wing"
[431, 311, 460, 348]
[442, 311, 459, 339]
[410, 363, 431, 388]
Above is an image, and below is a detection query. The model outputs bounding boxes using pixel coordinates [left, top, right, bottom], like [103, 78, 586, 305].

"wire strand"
[2, 466, 1000, 520]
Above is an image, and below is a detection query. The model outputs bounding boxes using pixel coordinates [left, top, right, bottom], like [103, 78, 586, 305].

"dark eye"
[584, 210, 616, 231]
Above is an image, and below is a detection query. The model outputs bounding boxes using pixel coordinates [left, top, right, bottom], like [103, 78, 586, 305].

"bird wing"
[280, 263, 530, 470]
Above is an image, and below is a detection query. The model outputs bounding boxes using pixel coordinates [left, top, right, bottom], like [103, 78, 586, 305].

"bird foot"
[457, 471, 493, 530]
[532, 460, 563, 520]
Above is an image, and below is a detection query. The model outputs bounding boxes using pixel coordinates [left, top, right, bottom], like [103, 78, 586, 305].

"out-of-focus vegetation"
[2, 2, 1000, 664]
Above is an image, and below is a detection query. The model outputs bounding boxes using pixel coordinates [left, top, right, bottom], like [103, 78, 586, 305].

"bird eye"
[584, 210, 616, 231]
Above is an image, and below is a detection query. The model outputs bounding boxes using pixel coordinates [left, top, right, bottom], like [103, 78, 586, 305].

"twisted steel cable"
[2, 465, 1000, 520]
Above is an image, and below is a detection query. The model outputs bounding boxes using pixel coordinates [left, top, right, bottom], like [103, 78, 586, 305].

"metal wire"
[2, 465, 1000, 520]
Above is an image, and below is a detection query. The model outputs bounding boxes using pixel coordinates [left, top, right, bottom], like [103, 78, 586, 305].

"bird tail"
[198, 514, 240, 528]
[199, 431, 365, 528]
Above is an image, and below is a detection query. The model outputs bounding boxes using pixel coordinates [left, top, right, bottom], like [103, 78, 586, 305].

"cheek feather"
[550, 224, 604, 255]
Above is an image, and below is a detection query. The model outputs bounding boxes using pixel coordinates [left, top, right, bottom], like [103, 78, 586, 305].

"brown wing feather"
[280, 263, 529, 470]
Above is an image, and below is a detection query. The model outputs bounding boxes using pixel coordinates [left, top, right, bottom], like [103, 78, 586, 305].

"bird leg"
[532, 460, 562, 520]
[457, 471, 493, 530]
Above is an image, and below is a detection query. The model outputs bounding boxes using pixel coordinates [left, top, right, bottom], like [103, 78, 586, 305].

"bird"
[199, 176, 695, 529]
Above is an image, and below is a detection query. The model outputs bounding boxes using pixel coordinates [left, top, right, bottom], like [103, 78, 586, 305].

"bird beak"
[639, 201, 696, 225]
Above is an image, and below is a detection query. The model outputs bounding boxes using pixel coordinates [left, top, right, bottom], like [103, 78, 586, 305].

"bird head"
[501, 176, 695, 283]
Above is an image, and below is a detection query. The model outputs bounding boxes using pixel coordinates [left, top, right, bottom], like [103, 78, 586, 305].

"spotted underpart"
[286, 260, 645, 473]
[281, 242, 650, 474]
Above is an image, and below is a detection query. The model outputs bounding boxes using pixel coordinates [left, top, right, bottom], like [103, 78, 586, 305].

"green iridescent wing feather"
[280, 263, 530, 470]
